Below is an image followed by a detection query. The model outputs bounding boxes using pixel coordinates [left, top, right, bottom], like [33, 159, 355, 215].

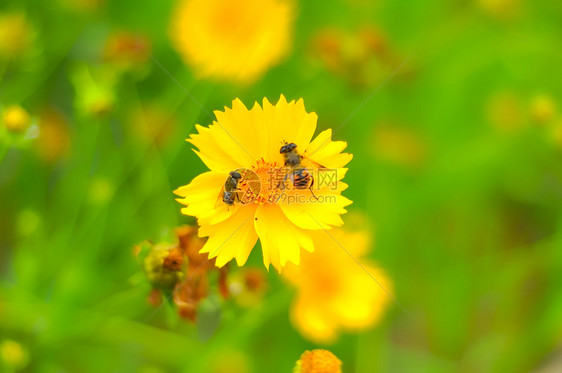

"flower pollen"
[251, 158, 284, 204]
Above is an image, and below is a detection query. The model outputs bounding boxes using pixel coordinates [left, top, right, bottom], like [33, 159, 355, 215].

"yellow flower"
[0, 340, 28, 369]
[37, 108, 71, 163]
[478, 0, 521, 19]
[2, 105, 31, 133]
[486, 91, 525, 133]
[371, 123, 428, 169]
[293, 349, 342, 373]
[174, 95, 352, 271]
[170, 0, 294, 83]
[0, 13, 34, 60]
[548, 120, 562, 149]
[530, 94, 557, 125]
[228, 267, 268, 307]
[284, 225, 391, 343]
[103, 31, 151, 72]
[127, 103, 177, 148]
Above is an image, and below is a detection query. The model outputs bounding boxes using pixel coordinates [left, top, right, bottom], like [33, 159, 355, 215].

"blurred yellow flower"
[37, 108, 71, 163]
[16, 209, 41, 236]
[2, 105, 31, 133]
[0, 340, 28, 369]
[284, 225, 391, 343]
[548, 120, 562, 149]
[103, 31, 151, 73]
[293, 349, 342, 373]
[169, 0, 294, 83]
[175, 95, 352, 271]
[127, 103, 177, 148]
[0, 13, 34, 60]
[478, 0, 521, 19]
[530, 94, 557, 125]
[88, 177, 115, 204]
[208, 350, 251, 373]
[486, 91, 525, 133]
[371, 123, 428, 169]
[228, 267, 268, 307]
[142, 242, 186, 291]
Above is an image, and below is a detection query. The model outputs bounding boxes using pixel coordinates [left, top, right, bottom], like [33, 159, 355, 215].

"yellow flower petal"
[279, 191, 352, 230]
[305, 129, 353, 169]
[332, 266, 390, 329]
[262, 96, 318, 163]
[199, 204, 258, 266]
[174, 170, 233, 226]
[254, 204, 313, 270]
[189, 124, 244, 171]
[291, 296, 338, 344]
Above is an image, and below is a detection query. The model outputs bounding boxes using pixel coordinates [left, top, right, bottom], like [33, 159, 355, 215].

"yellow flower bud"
[0, 13, 34, 60]
[0, 340, 28, 369]
[294, 350, 342, 373]
[530, 94, 557, 125]
[143, 245, 185, 290]
[2, 105, 31, 133]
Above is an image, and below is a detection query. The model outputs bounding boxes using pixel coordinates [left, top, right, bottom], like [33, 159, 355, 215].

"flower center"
[234, 159, 284, 205]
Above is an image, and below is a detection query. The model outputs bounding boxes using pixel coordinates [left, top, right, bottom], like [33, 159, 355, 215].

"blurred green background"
[1, 0, 562, 372]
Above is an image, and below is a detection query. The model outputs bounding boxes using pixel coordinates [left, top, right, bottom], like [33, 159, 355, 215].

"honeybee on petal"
[216, 168, 260, 208]
[279, 141, 326, 199]
[219, 170, 242, 207]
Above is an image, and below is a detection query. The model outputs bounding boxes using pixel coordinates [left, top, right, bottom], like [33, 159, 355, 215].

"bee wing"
[215, 186, 227, 209]
[301, 154, 327, 169]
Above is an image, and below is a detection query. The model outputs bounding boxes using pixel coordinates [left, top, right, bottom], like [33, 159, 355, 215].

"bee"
[220, 170, 242, 206]
[279, 142, 325, 198]
[216, 169, 260, 208]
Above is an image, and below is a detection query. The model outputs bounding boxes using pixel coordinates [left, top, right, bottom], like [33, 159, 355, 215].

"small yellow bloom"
[549, 120, 562, 149]
[478, 0, 521, 19]
[371, 123, 428, 169]
[2, 105, 31, 133]
[0, 340, 28, 369]
[170, 0, 294, 83]
[530, 94, 557, 125]
[208, 350, 251, 373]
[284, 225, 391, 343]
[37, 108, 71, 163]
[175, 95, 352, 271]
[0, 13, 34, 60]
[229, 267, 268, 307]
[88, 177, 115, 204]
[127, 103, 177, 147]
[142, 243, 186, 291]
[294, 349, 342, 373]
[103, 31, 151, 72]
[17, 209, 41, 236]
[486, 91, 525, 133]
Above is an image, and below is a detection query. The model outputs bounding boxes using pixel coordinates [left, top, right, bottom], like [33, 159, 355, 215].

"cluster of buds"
[136, 226, 229, 321]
